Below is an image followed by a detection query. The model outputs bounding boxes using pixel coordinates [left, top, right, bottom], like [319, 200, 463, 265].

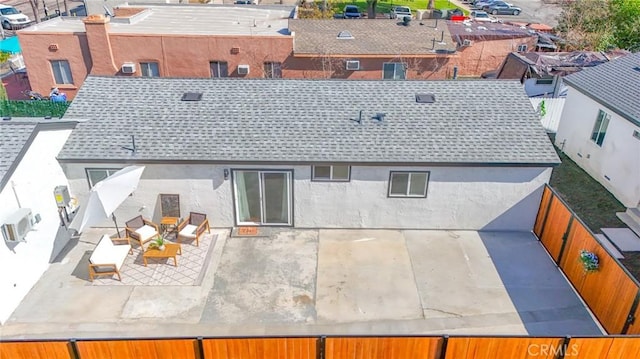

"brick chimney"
[83, 14, 118, 75]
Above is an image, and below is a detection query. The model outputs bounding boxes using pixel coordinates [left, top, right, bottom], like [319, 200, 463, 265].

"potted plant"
[579, 249, 599, 273]
[149, 236, 166, 251]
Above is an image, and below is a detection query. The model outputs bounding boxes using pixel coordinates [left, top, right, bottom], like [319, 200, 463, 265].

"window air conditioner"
[121, 62, 136, 74]
[463, 39, 472, 46]
[2, 208, 34, 242]
[237, 65, 250, 75]
[346, 60, 360, 71]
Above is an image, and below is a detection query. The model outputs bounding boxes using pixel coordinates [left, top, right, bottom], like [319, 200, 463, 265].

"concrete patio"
[0, 229, 603, 339]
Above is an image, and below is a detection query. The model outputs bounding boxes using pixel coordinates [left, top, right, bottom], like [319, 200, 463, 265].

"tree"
[609, 0, 640, 51]
[555, 0, 612, 50]
[366, 0, 376, 19]
[427, 0, 435, 10]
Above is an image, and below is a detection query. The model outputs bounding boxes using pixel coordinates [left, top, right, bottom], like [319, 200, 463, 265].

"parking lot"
[461, 0, 562, 27]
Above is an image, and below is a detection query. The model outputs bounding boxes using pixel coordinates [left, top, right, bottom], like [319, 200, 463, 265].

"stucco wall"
[450, 37, 538, 77]
[61, 162, 551, 232]
[556, 87, 640, 208]
[0, 129, 73, 324]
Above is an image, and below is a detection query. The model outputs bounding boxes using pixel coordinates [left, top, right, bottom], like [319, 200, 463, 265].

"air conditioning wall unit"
[463, 39, 472, 46]
[121, 62, 136, 74]
[2, 208, 34, 242]
[237, 64, 250, 75]
[345, 60, 360, 71]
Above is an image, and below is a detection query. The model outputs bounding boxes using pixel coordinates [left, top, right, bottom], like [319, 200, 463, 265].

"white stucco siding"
[0, 129, 72, 324]
[62, 163, 551, 232]
[556, 87, 640, 207]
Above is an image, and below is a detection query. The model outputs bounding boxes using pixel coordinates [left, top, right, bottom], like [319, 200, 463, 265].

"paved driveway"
[3, 229, 601, 338]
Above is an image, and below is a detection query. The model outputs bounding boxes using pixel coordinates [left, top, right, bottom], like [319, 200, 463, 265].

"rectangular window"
[517, 44, 528, 52]
[86, 168, 121, 188]
[264, 62, 282, 78]
[312, 165, 350, 181]
[388, 171, 429, 198]
[50, 60, 73, 84]
[140, 62, 160, 77]
[535, 77, 554, 85]
[382, 62, 406, 80]
[590, 110, 610, 146]
[210, 61, 228, 78]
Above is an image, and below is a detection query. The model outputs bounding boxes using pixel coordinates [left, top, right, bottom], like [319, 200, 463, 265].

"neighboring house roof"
[447, 21, 536, 45]
[563, 52, 640, 127]
[59, 76, 559, 166]
[0, 121, 37, 192]
[19, 5, 294, 36]
[289, 19, 456, 55]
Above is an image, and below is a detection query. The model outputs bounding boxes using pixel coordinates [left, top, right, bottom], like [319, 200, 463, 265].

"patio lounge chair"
[88, 235, 132, 281]
[177, 212, 210, 246]
[125, 215, 160, 249]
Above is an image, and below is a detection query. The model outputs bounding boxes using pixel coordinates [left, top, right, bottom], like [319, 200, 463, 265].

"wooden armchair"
[177, 212, 210, 246]
[88, 235, 132, 281]
[125, 215, 160, 249]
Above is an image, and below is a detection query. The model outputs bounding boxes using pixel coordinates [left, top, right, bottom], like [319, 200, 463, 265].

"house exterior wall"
[61, 162, 552, 231]
[0, 129, 73, 324]
[451, 37, 538, 77]
[556, 86, 640, 208]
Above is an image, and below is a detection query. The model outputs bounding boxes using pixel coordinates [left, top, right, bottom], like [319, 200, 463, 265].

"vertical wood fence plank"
[0, 341, 72, 359]
[539, 197, 572, 262]
[76, 339, 197, 359]
[559, 220, 639, 334]
[444, 337, 562, 359]
[201, 338, 316, 359]
[605, 337, 640, 358]
[568, 338, 614, 359]
[324, 337, 442, 359]
[534, 186, 552, 237]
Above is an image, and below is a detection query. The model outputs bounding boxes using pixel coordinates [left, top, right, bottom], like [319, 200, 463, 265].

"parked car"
[343, 5, 362, 19]
[472, 0, 499, 10]
[390, 6, 412, 20]
[486, 1, 522, 15]
[0, 5, 31, 30]
[469, 10, 498, 22]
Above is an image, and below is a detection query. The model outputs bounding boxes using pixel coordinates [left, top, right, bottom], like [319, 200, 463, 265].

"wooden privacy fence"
[534, 185, 640, 335]
[3, 336, 640, 359]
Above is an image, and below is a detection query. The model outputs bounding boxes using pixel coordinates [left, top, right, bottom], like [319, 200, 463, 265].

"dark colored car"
[486, 1, 522, 15]
[343, 5, 362, 19]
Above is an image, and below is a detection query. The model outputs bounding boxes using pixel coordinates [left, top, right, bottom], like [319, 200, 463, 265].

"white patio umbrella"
[69, 165, 146, 235]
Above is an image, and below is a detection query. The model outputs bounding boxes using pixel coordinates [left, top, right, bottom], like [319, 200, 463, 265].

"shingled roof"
[563, 52, 640, 126]
[0, 121, 37, 191]
[59, 76, 559, 165]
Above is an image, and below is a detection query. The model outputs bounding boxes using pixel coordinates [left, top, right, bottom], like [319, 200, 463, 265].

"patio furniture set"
[87, 212, 210, 282]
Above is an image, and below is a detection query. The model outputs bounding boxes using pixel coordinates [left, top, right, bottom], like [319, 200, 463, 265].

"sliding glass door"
[233, 170, 292, 226]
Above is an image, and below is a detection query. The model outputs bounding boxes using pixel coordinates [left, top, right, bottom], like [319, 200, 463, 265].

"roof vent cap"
[416, 93, 436, 103]
[337, 30, 354, 39]
[633, 66, 640, 72]
[181, 92, 203, 101]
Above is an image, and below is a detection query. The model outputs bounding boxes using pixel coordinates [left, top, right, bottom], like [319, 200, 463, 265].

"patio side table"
[160, 216, 180, 236]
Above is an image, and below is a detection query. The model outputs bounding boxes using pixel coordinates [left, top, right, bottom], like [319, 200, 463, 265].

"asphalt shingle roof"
[0, 121, 37, 191]
[289, 19, 456, 55]
[59, 76, 559, 165]
[563, 52, 640, 126]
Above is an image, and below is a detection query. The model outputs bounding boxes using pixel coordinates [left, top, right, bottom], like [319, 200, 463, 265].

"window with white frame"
[210, 61, 228, 78]
[140, 62, 160, 77]
[264, 62, 282, 78]
[312, 165, 350, 181]
[388, 172, 429, 197]
[590, 110, 611, 146]
[382, 62, 406, 80]
[86, 168, 121, 188]
[50, 60, 73, 84]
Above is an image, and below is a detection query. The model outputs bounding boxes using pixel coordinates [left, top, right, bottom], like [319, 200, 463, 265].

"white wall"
[556, 87, 640, 208]
[62, 162, 551, 232]
[0, 129, 73, 324]
[530, 97, 566, 133]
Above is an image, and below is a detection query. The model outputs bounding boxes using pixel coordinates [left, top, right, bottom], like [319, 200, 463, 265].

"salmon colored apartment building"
[17, 5, 538, 100]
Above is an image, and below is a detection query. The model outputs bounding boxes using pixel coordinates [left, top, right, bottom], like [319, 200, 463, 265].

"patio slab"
[315, 230, 423, 323]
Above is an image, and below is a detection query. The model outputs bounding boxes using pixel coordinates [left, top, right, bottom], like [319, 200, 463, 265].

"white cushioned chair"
[88, 235, 132, 281]
[125, 215, 160, 249]
[177, 212, 210, 247]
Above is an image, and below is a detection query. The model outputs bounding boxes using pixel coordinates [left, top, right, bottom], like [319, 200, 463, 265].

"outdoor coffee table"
[142, 243, 182, 267]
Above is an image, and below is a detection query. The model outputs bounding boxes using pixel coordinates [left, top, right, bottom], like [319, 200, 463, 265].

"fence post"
[555, 216, 574, 266]
[69, 339, 80, 359]
[196, 336, 204, 359]
[317, 336, 325, 359]
[622, 291, 640, 334]
[439, 335, 449, 359]
[537, 186, 555, 240]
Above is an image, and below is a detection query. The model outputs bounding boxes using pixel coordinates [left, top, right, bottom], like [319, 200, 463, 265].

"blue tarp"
[0, 36, 21, 54]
